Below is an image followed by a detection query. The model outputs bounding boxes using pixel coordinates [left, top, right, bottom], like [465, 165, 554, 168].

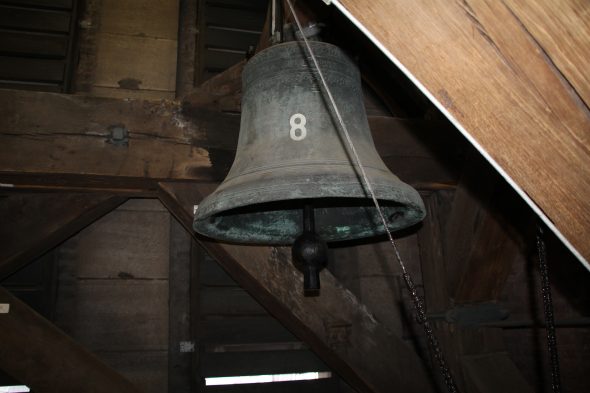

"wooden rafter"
[336, 0, 590, 267]
[158, 181, 435, 393]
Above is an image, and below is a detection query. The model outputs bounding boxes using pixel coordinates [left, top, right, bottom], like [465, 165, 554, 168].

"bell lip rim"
[194, 178, 425, 220]
[193, 177, 426, 244]
[193, 197, 426, 245]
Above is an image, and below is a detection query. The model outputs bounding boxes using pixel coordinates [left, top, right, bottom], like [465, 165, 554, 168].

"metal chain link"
[401, 271, 459, 393]
[537, 227, 562, 393]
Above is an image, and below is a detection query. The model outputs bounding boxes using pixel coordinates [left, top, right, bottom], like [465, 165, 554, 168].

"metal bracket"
[107, 125, 129, 147]
[179, 341, 195, 353]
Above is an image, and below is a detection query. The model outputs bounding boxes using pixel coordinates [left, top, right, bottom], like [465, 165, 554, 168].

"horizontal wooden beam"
[0, 286, 142, 393]
[1, 89, 459, 192]
[0, 194, 126, 279]
[0, 89, 240, 190]
[158, 181, 435, 393]
[336, 0, 590, 266]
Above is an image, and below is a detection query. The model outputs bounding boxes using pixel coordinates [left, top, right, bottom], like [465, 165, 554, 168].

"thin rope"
[284, 1, 458, 391]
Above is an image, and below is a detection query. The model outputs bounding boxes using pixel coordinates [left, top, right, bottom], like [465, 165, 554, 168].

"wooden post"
[168, 216, 193, 392]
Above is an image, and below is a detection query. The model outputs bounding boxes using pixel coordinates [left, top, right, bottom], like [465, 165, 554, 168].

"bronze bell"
[194, 41, 425, 276]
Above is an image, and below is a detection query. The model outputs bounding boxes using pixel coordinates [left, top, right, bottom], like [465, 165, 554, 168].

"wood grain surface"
[337, 0, 590, 265]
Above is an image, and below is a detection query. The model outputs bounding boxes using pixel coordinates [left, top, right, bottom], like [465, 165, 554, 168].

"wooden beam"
[0, 286, 142, 393]
[182, 60, 245, 113]
[0, 193, 126, 279]
[0, 89, 238, 191]
[336, 0, 590, 266]
[158, 181, 435, 393]
[0, 88, 459, 191]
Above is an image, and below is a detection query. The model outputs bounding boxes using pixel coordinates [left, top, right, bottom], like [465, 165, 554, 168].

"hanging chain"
[537, 226, 562, 393]
[401, 271, 458, 393]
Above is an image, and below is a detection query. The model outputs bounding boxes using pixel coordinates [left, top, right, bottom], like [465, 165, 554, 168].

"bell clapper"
[292, 203, 328, 296]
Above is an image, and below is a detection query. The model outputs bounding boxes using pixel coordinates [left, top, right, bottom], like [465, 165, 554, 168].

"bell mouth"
[194, 197, 422, 245]
[193, 167, 425, 244]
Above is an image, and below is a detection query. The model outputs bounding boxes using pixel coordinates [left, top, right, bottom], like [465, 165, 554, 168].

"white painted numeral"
[289, 113, 307, 141]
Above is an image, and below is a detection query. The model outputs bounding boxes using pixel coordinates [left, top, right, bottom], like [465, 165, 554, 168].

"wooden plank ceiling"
[333, 0, 590, 268]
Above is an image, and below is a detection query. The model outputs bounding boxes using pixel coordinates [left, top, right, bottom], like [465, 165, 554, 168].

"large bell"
[194, 41, 425, 244]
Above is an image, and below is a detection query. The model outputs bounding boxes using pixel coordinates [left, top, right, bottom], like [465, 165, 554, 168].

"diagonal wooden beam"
[336, 0, 590, 268]
[0, 193, 126, 280]
[0, 286, 143, 393]
[158, 181, 435, 393]
[182, 60, 245, 113]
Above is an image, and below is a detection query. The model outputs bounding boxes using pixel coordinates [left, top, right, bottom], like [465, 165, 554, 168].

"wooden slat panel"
[200, 287, 267, 316]
[98, 351, 168, 393]
[200, 253, 238, 287]
[0, 56, 64, 81]
[0, 30, 68, 57]
[204, 49, 246, 73]
[55, 280, 169, 351]
[2, 0, 73, 9]
[0, 80, 61, 91]
[200, 317, 298, 345]
[62, 208, 170, 279]
[100, 0, 178, 39]
[206, 5, 265, 31]
[337, 0, 590, 266]
[206, 0, 267, 10]
[94, 32, 177, 92]
[201, 350, 330, 377]
[207, 27, 260, 51]
[0, 5, 70, 32]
